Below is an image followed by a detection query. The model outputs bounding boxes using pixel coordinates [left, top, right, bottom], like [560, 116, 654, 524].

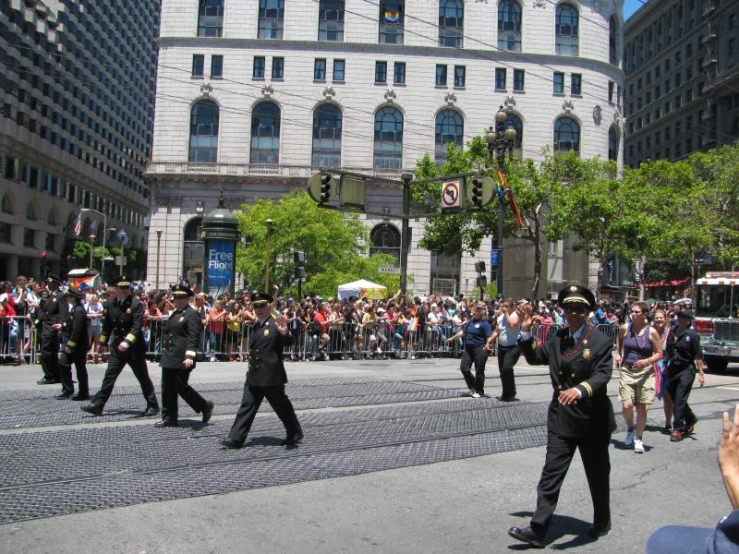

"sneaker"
[670, 430, 685, 442]
[624, 430, 635, 447]
[634, 439, 645, 453]
[461, 389, 475, 397]
[210, 356, 217, 362]
[471, 392, 482, 398]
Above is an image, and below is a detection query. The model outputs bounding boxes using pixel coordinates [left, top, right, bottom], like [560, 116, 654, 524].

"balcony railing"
[146, 162, 408, 181]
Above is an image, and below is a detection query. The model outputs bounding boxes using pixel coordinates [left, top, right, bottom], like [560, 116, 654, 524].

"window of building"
[498, 0, 522, 52]
[514, 69, 525, 91]
[192, 55, 205, 78]
[436, 64, 447, 86]
[312, 104, 342, 167]
[502, 112, 524, 156]
[379, 1, 405, 44]
[554, 116, 580, 155]
[375, 61, 387, 83]
[454, 65, 466, 87]
[23, 228, 34, 248]
[198, 0, 224, 37]
[685, 88, 692, 102]
[0, 222, 10, 243]
[495, 68, 507, 90]
[370, 224, 401, 263]
[555, 4, 579, 56]
[258, 0, 284, 39]
[26, 202, 36, 220]
[609, 15, 618, 65]
[608, 125, 619, 160]
[608, 81, 614, 102]
[394, 62, 406, 84]
[250, 102, 281, 164]
[333, 59, 345, 81]
[374, 106, 403, 169]
[211, 55, 223, 78]
[253, 56, 266, 79]
[571, 73, 582, 95]
[1, 194, 11, 214]
[439, 0, 464, 48]
[435, 109, 464, 166]
[314, 59, 327, 80]
[189, 100, 219, 162]
[553, 72, 565, 94]
[318, 0, 345, 41]
[272, 57, 284, 79]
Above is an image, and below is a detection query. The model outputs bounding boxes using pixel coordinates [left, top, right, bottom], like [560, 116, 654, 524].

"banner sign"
[206, 239, 235, 296]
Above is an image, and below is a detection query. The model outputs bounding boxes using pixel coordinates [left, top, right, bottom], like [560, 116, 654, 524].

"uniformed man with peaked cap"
[156, 284, 214, 427]
[81, 276, 159, 417]
[507, 284, 615, 548]
[56, 287, 90, 400]
[220, 291, 303, 449]
[34, 273, 68, 385]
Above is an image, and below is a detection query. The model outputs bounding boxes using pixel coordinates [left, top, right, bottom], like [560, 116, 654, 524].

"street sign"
[466, 175, 496, 207]
[114, 256, 127, 266]
[490, 249, 501, 267]
[441, 180, 461, 209]
[340, 175, 366, 209]
[378, 266, 400, 274]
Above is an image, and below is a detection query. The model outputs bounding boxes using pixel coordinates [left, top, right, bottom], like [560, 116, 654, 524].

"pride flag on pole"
[496, 168, 525, 229]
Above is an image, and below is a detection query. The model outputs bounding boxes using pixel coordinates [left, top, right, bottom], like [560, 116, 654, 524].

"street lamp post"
[264, 219, 274, 290]
[155, 230, 163, 291]
[80, 208, 108, 277]
[400, 173, 412, 297]
[88, 234, 96, 268]
[485, 106, 517, 298]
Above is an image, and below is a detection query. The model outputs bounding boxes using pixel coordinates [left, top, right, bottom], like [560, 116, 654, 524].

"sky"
[623, 0, 644, 21]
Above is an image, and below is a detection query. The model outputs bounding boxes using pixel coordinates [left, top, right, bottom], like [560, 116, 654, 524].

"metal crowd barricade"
[596, 323, 620, 347]
[0, 315, 36, 365]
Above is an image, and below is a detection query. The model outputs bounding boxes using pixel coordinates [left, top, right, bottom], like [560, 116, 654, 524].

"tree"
[234, 190, 400, 298]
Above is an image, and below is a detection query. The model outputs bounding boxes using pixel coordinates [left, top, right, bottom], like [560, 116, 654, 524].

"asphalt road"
[0, 355, 737, 554]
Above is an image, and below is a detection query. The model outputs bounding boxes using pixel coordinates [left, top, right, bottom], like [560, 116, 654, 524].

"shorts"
[619, 364, 656, 405]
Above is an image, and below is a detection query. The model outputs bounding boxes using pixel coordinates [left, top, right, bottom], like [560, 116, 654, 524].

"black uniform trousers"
[531, 429, 611, 533]
[666, 365, 697, 432]
[91, 347, 158, 409]
[227, 385, 301, 445]
[460, 346, 488, 394]
[161, 367, 207, 423]
[59, 350, 89, 397]
[39, 330, 61, 381]
[497, 344, 521, 399]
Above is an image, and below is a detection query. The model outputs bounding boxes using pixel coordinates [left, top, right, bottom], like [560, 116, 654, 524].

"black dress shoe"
[508, 526, 547, 548]
[37, 378, 58, 385]
[55, 392, 73, 399]
[498, 396, 520, 402]
[219, 438, 244, 449]
[283, 429, 304, 446]
[141, 407, 160, 417]
[81, 404, 103, 416]
[588, 521, 611, 538]
[71, 394, 90, 401]
[154, 420, 178, 427]
[202, 401, 214, 424]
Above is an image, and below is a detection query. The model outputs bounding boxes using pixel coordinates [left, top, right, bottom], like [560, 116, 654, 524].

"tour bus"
[694, 272, 739, 372]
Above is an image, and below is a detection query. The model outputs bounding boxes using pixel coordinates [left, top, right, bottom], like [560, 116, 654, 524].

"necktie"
[568, 334, 575, 348]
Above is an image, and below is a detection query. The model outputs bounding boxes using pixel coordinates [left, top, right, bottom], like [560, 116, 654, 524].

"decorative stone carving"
[261, 83, 274, 99]
[562, 99, 574, 113]
[533, 0, 546, 8]
[504, 95, 517, 110]
[384, 88, 397, 103]
[444, 92, 457, 106]
[592, 104, 602, 124]
[323, 85, 336, 100]
[200, 81, 213, 97]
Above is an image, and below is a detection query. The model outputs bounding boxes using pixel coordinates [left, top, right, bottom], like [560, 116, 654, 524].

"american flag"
[73, 213, 82, 237]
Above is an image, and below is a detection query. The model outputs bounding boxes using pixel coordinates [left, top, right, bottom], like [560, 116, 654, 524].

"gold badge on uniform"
[127, 308, 132, 314]
[582, 339, 590, 360]
[264, 329, 270, 337]
[179, 316, 184, 322]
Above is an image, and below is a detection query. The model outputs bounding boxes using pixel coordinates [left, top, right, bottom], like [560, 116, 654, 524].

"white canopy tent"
[337, 279, 387, 301]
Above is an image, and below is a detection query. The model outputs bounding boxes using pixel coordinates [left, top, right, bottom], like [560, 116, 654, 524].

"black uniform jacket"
[519, 325, 616, 438]
[34, 289, 69, 330]
[160, 305, 201, 369]
[246, 316, 293, 387]
[64, 303, 89, 353]
[100, 296, 145, 353]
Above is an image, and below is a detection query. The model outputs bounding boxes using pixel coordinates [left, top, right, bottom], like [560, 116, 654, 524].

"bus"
[694, 272, 739, 372]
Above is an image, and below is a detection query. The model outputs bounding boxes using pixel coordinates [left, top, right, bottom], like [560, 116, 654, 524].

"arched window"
[1, 194, 12, 214]
[609, 15, 618, 65]
[439, 0, 464, 48]
[608, 125, 620, 161]
[26, 202, 36, 220]
[250, 102, 281, 164]
[369, 224, 401, 263]
[183, 217, 204, 290]
[435, 109, 464, 166]
[555, 4, 579, 56]
[498, 0, 522, 52]
[198, 0, 224, 37]
[318, 0, 345, 41]
[374, 107, 404, 169]
[189, 100, 219, 162]
[503, 112, 524, 157]
[312, 104, 342, 167]
[47, 209, 56, 226]
[554, 116, 580, 155]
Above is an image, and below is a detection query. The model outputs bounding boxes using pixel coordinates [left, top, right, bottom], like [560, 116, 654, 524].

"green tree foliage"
[235, 190, 400, 297]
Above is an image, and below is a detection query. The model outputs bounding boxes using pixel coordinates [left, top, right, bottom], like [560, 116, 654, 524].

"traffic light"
[475, 261, 486, 274]
[320, 174, 332, 203]
[470, 178, 482, 207]
[476, 276, 487, 288]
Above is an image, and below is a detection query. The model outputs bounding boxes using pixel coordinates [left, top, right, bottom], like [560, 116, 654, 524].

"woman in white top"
[489, 299, 522, 401]
[86, 294, 104, 364]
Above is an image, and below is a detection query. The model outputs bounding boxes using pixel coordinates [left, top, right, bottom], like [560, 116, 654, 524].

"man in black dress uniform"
[508, 284, 615, 548]
[34, 274, 68, 385]
[56, 287, 89, 400]
[220, 291, 303, 449]
[156, 284, 214, 427]
[81, 276, 159, 417]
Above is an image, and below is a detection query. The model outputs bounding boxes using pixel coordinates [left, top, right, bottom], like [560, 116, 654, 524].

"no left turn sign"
[441, 180, 461, 209]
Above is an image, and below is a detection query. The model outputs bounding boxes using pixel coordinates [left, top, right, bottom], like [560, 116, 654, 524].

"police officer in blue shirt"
[446, 302, 494, 398]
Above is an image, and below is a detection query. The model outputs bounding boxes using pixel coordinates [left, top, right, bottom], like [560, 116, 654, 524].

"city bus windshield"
[695, 284, 739, 319]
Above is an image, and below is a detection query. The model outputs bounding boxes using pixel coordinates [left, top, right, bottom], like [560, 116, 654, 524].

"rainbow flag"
[72, 275, 100, 291]
[384, 9, 400, 23]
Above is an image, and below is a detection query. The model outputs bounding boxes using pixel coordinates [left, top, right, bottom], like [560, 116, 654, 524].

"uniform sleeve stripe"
[581, 382, 593, 397]
[67, 341, 76, 347]
[125, 333, 136, 343]
[186, 350, 197, 358]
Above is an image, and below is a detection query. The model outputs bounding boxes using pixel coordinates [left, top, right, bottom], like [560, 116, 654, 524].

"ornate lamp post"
[264, 219, 274, 290]
[485, 106, 517, 297]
